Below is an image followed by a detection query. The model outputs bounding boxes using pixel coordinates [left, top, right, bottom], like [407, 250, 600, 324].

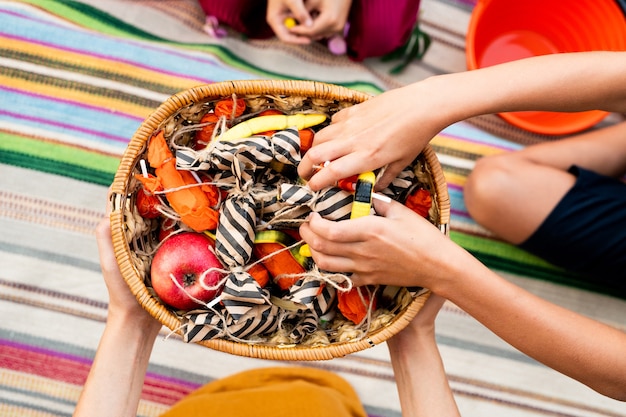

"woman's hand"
[407, 292, 446, 334]
[299, 198, 459, 289]
[298, 81, 448, 192]
[96, 216, 161, 332]
[266, 0, 352, 44]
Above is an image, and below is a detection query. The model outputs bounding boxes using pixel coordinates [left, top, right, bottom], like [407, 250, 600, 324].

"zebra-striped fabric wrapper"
[175, 127, 300, 178]
[274, 278, 337, 343]
[252, 183, 286, 220]
[181, 308, 225, 342]
[380, 164, 417, 202]
[215, 193, 257, 268]
[208, 140, 268, 187]
[226, 304, 281, 338]
[181, 302, 282, 342]
[256, 168, 289, 186]
[181, 272, 282, 342]
[268, 128, 301, 166]
[287, 278, 337, 319]
[221, 270, 272, 321]
[278, 184, 353, 221]
[180, 275, 340, 343]
[176, 136, 272, 174]
[285, 310, 319, 343]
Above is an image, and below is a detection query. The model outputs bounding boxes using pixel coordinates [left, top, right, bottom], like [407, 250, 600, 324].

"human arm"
[73, 217, 163, 417]
[387, 294, 461, 417]
[266, 0, 351, 44]
[299, 200, 626, 401]
[298, 51, 626, 190]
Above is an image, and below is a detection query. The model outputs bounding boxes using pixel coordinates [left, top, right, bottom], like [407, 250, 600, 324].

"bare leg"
[464, 121, 626, 244]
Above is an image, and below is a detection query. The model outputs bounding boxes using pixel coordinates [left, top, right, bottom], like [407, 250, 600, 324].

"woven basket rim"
[109, 79, 449, 361]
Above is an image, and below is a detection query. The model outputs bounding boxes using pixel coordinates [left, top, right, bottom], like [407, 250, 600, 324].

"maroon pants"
[198, 0, 421, 61]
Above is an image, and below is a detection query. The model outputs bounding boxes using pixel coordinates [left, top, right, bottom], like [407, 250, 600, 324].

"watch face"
[354, 180, 373, 203]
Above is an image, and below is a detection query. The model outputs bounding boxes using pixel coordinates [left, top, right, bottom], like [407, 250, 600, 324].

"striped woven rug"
[1, 0, 625, 416]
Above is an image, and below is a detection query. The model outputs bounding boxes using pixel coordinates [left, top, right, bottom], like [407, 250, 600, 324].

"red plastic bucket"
[466, 0, 626, 135]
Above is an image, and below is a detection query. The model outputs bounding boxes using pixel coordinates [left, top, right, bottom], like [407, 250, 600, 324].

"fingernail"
[312, 160, 330, 170]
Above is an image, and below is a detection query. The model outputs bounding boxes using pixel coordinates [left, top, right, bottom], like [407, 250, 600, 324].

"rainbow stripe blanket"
[1, 1, 625, 416]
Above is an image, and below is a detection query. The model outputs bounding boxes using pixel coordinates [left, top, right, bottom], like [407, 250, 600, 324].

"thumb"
[289, 2, 313, 27]
[372, 197, 406, 218]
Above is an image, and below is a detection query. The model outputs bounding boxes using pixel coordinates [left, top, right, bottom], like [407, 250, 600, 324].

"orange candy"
[337, 287, 377, 324]
[215, 97, 246, 119]
[337, 174, 359, 192]
[405, 188, 432, 218]
[259, 109, 284, 116]
[136, 130, 219, 232]
[247, 262, 271, 288]
[194, 171, 226, 208]
[298, 128, 315, 153]
[135, 188, 161, 218]
[195, 113, 220, 150]
[253, 242, 306, 291]
[158, 218, 178, 241]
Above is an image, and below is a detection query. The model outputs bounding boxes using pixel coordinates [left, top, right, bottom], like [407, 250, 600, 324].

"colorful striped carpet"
[1, 0, 625, 416]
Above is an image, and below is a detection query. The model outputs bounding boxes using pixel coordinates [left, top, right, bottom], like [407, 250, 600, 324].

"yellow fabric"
[160, 366, 368, 417]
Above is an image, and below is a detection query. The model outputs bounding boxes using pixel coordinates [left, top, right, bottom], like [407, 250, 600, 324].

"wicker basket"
[110, 80, 450, 361]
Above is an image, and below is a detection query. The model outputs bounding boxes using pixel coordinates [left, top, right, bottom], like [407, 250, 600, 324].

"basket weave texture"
[110, 80, 450, 361]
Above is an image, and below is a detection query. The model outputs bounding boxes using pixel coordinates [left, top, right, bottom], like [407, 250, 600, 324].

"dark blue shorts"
[519, 166, 626, 292]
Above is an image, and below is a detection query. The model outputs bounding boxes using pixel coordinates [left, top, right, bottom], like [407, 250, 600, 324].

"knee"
[464, 153, 519, 223]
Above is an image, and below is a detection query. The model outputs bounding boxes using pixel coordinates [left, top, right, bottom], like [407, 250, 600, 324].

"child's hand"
[299, 198, 457, 289]
[266, 0, 352, 44]
[266, 0, 314, 44]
